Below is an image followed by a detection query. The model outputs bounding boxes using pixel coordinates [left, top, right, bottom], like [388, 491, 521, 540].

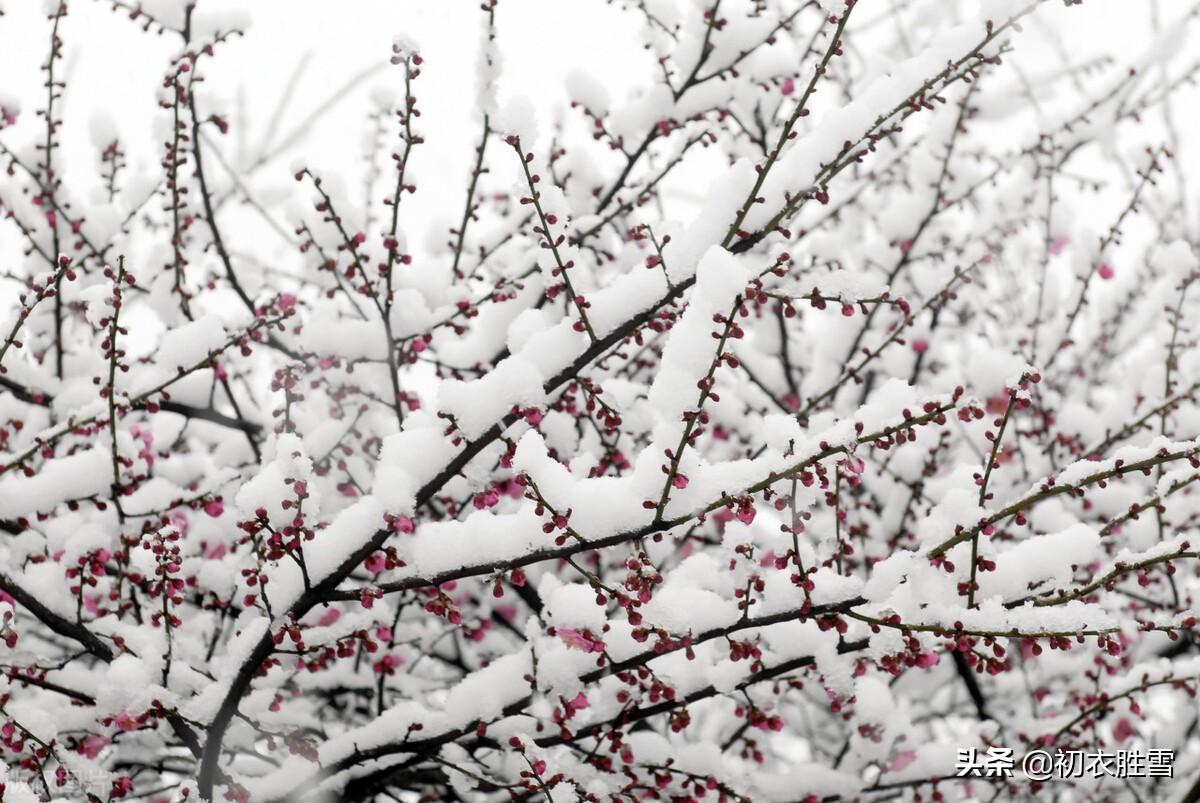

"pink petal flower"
[911, 337, 929, 354]
[364, 553, 387, 573]
[473, 489, 500, 509]
[373, 653, 402, 674]
[317, 608, 341, 627]
[1048, 235, 1069, 255]
[204, 499, 224, 518]
[985, 394, 1010, 415]
[1097, 263, 1115, 280]
[81, 734, 110, 759]
[557, 626, 602, 652]
[916, 651, 940, 668]
[781, 78, 795, 95]
[888, 749, 918, 772]
[1113, 717, 1134, 743]
[840, 457, 865, 475]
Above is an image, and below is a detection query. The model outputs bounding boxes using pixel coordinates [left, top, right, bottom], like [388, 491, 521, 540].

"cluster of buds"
[144, 529, 185, 628]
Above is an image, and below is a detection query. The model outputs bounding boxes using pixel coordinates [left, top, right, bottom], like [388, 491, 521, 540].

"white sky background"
[0, 1, 1196, 288]
[0, 0, 653, 269]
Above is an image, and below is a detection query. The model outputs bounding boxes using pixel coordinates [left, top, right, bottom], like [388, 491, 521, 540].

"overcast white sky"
[0, 0, 1194, 276]
[0, 1, 651, 253]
